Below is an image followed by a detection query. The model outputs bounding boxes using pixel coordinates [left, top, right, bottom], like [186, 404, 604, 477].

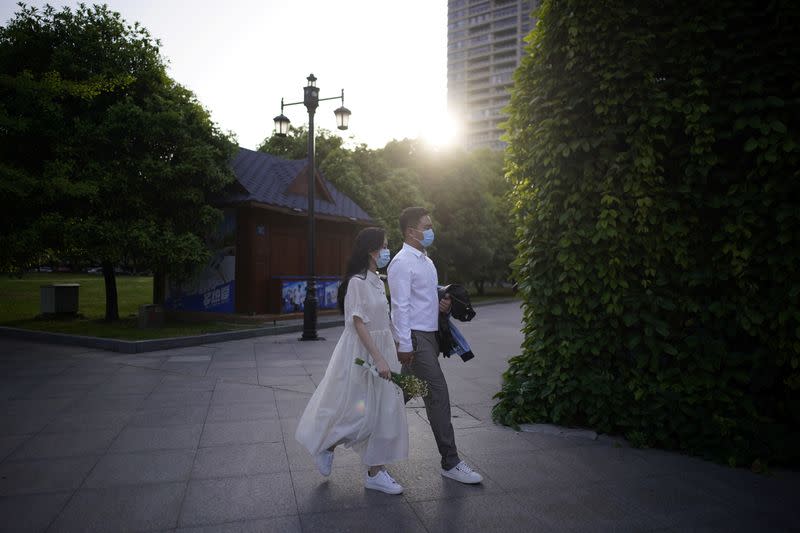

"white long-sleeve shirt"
[388, 242, 439, 352]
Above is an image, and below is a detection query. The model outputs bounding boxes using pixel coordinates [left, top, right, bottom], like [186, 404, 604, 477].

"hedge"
[494, 0, 800, 467]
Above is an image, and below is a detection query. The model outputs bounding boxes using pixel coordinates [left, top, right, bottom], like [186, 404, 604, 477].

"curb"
[0, 319, 345, 354]
[519, 423, 598, 440]
[473, 298, 521, 307]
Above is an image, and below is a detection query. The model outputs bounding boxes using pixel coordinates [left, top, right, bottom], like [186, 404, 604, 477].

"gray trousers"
[402, 330, 461, 470]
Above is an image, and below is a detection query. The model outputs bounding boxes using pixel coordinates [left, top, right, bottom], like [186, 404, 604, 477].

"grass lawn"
[0, 274, 519, 341]
[0, 273, 152, 322]
[0, 273, 253, 340]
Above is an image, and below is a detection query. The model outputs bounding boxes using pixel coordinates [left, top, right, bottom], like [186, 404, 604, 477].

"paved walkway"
[0, 302, 797, 532]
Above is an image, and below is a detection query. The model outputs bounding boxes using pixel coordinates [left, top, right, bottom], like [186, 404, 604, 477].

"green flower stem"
[354, 357, 429, 399]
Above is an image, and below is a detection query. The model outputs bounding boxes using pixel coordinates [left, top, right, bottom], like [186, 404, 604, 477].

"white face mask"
[376, 248, 391, 268]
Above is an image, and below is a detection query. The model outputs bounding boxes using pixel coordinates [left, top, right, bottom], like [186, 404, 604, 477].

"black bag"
[436, 284, 476, 361]
[439, 283, 476, 322]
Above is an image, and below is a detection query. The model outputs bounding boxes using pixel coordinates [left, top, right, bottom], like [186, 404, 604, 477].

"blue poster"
[319, 280, 340, 309]
[165, 209, 237, 313]
[280, 279, 340, 313]
[167, 280, 235, 313]
[281, 281, 307, 313]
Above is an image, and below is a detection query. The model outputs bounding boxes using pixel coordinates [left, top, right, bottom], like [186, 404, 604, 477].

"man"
[387, 206, 483, 484]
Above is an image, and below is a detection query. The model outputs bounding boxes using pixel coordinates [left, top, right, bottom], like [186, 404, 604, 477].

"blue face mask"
[376, 248, 391, 268]
[419, 229, 435, 248]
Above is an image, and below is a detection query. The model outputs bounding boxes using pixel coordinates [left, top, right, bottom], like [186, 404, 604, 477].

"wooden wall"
[235, 205, 362, 314]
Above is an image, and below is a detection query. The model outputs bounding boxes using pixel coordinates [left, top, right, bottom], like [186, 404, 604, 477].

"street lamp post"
[274, 74, 351, 341]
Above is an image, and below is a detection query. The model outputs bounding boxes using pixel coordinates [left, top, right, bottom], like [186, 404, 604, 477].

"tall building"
[447, 0, 538, 151]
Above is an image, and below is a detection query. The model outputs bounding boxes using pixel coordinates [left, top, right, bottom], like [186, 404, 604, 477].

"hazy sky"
[0, 0, 456, 149]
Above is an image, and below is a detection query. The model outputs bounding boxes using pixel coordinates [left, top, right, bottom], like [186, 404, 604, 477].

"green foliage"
[425, 148, 512, 290]
[494, 0, 800, 466]
[0, 3, 236, 317]
[258, 125, 344, 164]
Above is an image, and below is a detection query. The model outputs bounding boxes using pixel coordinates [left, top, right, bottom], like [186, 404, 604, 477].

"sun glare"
[421, 114, 461, 149]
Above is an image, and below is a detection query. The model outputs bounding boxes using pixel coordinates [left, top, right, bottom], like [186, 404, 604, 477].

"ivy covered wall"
[495, 0, 799, 466]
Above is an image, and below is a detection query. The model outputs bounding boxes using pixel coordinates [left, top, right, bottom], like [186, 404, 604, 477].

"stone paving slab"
[0, 302, 798, 532]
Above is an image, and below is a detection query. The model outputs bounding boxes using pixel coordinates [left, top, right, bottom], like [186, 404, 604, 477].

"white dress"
[295, 270, 409, 466]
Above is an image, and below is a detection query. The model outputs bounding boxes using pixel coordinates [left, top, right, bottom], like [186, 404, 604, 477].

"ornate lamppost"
[274, 74, 351, 340]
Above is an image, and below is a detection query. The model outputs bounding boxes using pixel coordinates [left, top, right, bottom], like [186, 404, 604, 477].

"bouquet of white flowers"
[354, 357, 429, 399]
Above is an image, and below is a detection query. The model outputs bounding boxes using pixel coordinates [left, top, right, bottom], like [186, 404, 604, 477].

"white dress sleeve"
[344, 275, 370, 325]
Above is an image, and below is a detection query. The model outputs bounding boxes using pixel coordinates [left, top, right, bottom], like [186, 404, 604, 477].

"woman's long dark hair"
[337, 227, 385, 313]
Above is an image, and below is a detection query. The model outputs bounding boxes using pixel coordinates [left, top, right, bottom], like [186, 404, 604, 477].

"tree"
[257, 126, 345, 166]
[426, 148, 509, 292]
[378, 141, 513, 291]
[258, 131, 430, 246]
[0, 3, 235, 320]
[494, 0, 800, 466]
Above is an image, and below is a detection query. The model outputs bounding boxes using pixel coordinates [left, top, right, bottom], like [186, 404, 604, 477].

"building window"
[490, 72, 513, 85]
[494, 50, 517, 61]
[468, 45, 491, 57]
[468, 13, 490, 25]
[470, 34, 490, 45]
[493, 16, 518, 29]
[493, 61, 516, 72]
[469, 2, 490, 15]
[494, 5, 518, 18]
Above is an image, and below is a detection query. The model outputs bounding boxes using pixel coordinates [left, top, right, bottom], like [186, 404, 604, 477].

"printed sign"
[165, 209, 237, 313]
[280, 279, 340, 313]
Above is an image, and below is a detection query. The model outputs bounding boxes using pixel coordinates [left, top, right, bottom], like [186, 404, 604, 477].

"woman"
[295, 227, 408, 495]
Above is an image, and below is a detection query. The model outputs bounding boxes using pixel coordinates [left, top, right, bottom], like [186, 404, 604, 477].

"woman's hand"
[373, 357, 391, 380]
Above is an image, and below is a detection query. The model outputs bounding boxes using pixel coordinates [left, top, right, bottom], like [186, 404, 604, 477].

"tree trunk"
[475, 279, 486, 296]
[101, 260, 119, 321]
[152, 269, 165, 304]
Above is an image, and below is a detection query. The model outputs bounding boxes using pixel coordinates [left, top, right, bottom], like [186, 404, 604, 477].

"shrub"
[494, 0, 800, 467]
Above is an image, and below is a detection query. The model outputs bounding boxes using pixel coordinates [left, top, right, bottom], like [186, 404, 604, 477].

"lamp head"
[303, 73, 319, 111]
[273, 113, 290, 136]
[334, 106, 351, 130]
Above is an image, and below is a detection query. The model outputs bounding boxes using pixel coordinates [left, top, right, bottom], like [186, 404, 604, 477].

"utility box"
[40, 284, 80, 316]
[138, 304, 165, 329]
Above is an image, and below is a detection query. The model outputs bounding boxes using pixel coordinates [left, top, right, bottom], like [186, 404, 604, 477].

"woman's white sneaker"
[315, 450, 334, 476]
[441, 461, 483, 484]
[364, 469, 404, 494]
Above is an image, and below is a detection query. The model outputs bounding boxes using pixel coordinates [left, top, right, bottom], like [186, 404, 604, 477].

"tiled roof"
[227, 147, 373, 222]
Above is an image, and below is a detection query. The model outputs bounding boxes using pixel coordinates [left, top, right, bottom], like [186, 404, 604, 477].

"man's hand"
[439, 294, 452, 314]
[397, 351, 414, 366]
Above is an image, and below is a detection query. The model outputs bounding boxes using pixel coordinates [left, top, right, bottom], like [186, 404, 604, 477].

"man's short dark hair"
[399, 206, 429, 236]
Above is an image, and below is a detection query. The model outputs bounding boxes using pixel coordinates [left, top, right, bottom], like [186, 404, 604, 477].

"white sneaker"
[364, 469, 404, 494]
[441, 461, 483, 484]
[315, 450, 334, 476]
